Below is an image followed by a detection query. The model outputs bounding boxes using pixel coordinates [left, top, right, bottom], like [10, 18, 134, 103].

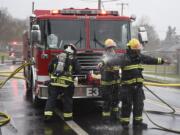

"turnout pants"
[44, 84, 74, 120]
[120, 85, 145, 125]
[101, 84, 119, 118]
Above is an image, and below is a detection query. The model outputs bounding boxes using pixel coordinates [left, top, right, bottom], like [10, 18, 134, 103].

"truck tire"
[25, 69, 33, 96]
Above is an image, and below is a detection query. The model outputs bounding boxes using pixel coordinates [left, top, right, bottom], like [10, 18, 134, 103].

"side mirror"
[130, 14, 136, 22]
[138, 27, 148, 46]
[31, 25, 41, 43]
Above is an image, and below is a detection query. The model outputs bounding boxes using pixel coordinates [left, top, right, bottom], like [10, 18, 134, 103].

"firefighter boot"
[102, 111, 111, 125]
[64, 117, 73, 121]
[111, 110, 119, 122]
[133, 122, 148, 130]
[63, 112, 73, 121]
[44, 111, 53, 122]
[102, 116, 111, 125]
[121, 122, 129, 129]
[44, 115, 53, 122]
[120, 117, 130, 129]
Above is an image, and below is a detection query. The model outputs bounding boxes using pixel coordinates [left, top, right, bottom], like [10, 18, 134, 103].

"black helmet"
[64, 43, 77, 53]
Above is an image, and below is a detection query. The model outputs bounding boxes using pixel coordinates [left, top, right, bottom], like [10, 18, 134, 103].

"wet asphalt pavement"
[0, 64, 180, 135]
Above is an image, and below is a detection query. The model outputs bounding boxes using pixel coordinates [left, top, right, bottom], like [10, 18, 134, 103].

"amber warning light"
[50, 9, 60, 14]
[100, 10, 107, 15]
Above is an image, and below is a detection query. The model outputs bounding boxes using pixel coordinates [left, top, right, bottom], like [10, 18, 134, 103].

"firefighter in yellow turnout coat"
[44, 44, 80, 121]
[101, 38, 170, 129]
[99, 39, 121, 123]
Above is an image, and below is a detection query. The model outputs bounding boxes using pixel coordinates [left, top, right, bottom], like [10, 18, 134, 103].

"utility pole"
[98, 0, 101, 10]
[117, 2, 128, 16]
[32, 1, 35, 13]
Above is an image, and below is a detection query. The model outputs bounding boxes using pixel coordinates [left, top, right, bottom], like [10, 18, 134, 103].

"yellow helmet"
[104, 38, 116, 49]
[127, 38, 143, 50]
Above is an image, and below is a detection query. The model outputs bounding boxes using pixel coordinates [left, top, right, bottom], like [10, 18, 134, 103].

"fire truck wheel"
[25, 71, 33, 95]
[25, 82, 33, 97]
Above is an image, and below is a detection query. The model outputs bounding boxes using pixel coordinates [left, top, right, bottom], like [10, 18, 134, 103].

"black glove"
[44, 80, 50, 86]
[163, 59, 170, 64]
[54, 71, 63, 77]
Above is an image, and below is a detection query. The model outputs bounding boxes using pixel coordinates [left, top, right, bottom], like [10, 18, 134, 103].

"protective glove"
[44, 80, 50, 86]
[91, 73, 101, 79]
[163, 59, 170, 64]
[54, 71, 62, 77]
[97, 62, 104, 69]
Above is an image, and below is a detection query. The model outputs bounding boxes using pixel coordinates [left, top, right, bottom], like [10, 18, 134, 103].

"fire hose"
[0, 62, 32, 127]
[92, 73, 180, 133]
[0, 62, 31, 88]
[0, 64, 180, 133]
[144, 82, 180, 87]
[0, 71, 24, 80]
[0, 112, 11, 127]
[143, 85, 180, 134]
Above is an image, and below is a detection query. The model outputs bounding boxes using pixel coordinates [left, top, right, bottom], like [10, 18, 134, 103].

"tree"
[0, 8, 28, 46]
[163, 26, 179, 45]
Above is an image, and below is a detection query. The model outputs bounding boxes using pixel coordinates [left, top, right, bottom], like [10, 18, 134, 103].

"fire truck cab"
[23, 8, 147, 104]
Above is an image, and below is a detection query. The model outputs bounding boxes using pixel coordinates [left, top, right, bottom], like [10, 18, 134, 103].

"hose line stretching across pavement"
[144, 85, 180, 134]
[0, 62, 33, 127]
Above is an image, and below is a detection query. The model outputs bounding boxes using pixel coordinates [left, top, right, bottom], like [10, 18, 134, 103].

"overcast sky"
[1, 0, 180, 39]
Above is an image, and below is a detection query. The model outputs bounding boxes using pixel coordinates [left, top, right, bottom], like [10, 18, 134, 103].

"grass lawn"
[143, 64, 180, 83]
[143, 64, 176, 72]
[143, 72, 180, 83]
[0, 52, 8, 59]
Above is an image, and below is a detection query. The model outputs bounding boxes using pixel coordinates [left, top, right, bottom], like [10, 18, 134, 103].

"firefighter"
[100, 38, 170, 129]
[44, 43, 81, 121]
[99, 38, 121, 123]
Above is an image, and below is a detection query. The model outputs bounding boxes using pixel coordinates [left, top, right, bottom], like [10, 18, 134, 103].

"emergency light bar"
[50, 9, 60, 15]
[50, 9, 119, 16]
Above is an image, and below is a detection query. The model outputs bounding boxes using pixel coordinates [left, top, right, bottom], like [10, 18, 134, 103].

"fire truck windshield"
[90, 20, 130, 49]
[39, 19, 86, 49]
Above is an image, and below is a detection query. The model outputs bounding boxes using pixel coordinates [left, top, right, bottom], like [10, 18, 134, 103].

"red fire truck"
[23, 8, 147, 104]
